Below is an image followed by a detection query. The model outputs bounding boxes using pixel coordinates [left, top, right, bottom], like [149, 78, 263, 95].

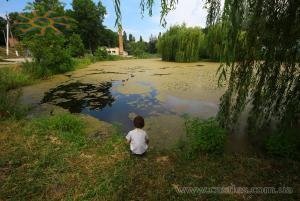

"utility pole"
[6, 13, 9, 56]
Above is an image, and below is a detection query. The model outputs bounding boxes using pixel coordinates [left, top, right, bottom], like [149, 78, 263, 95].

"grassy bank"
[0, 113, 299, 201]
[0, 66, 35, 119]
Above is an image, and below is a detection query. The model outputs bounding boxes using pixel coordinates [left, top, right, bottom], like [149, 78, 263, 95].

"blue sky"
[0, 0, 210, 41]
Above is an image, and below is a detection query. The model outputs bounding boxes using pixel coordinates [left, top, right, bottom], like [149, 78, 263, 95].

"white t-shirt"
[126, 128, 148, 155]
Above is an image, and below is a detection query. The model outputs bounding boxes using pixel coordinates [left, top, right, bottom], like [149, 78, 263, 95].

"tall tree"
[206, 0, 300, 134]
[128, 33, 135, 42]
[148, 34, 157, 54]
[123, 31, 127, 42]
[99, 28, 118, 47]
[71, 0, 106, 52]
[123, 30, 128, 50]
[26, 0, 65, 13]
[158, 32, 161, 39]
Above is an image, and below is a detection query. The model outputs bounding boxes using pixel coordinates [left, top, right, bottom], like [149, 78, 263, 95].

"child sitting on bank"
[126, 116, 149, 155]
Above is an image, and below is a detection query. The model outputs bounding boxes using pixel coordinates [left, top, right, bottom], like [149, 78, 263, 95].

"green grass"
[0, 67, 33, 91]
[0, 67, 33, 120]
[0, 114, 133, 200]
[27, 114, 87, 148]
[0, 113, 299, 200]
[73, 57, 93, 70]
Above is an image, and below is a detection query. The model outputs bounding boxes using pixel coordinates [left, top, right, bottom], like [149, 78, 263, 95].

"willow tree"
[157, 25, 205, 62]
[115, 0, 299, 134]
[209, 0, 300, 135]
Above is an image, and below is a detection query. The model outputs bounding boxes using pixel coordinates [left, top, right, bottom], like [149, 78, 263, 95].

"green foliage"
[206, 0, 300, 135]
[113, 0, 178, 27]
[25, 0, 65, 13]
[94, 47, 109, 61]
[23, 32, 74, 78]
[70, 0, 107, 52]
[183, 118, 227, 158]
[100, 28, 118, 47]
[157, 25, 205, 62]
[0, 89, 28, 120]
[201, 23, 224, 60]
[148, 34, 158, 54]
[0, 68, 32, 91]
[0, 68, 32, 120]
[73, 56, 93, 69]
[127, 41, 147, 57]
[93, 47, 122, 61]
[30, 113, 86, 147]
[266, 129, 300, 160]
[22, 61, 50, 78]
[67, 33, 85, 57]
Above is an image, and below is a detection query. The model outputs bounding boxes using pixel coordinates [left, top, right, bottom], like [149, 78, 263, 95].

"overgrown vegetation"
[182, 118, 226, 159]
[266, 128, 300, 160]
[0, 67, 32, 119]
[206, 0, 300, 136]
[0, 67, 32, 90]
[156, 24, 225, 62]
[22, 32, 74, 78]
[157, 25, 206, 62]
[67, 33, 85, 57]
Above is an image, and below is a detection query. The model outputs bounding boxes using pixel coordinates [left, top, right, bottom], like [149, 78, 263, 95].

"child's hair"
[133, 116, 145, 128]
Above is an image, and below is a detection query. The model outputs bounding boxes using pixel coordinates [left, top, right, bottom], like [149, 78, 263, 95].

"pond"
[21, 59, 228, 149]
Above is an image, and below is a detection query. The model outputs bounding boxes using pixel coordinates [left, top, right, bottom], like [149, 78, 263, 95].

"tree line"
[0, 0, 159, 57]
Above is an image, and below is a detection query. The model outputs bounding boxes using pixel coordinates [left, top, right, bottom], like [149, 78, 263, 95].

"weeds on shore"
[0, 67, 33, 119]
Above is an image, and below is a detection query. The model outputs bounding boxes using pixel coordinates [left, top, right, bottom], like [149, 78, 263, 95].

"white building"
[106, 47, 128, 56]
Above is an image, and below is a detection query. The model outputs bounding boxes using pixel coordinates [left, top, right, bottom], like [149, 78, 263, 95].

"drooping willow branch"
[113, 0, 179, 27]
[207, 0, 300, 133]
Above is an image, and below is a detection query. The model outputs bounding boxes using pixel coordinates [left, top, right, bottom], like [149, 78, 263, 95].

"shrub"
[0, 89, 28, 120]
[94, 47, 109, 61]
[127, 41, 147, 57]
[67, 33, 85, 57]
[184, 117, 227, 157]
[266, 129, 300, 160]
[23, 32, 74, 77]
[0, 67, 31, 120]
[22, 61, 51, 78]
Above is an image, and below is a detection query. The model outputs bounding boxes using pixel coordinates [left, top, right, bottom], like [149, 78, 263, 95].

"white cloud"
[165, 0, 208, 28]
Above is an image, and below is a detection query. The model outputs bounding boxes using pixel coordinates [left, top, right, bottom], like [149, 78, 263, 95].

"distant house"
[106, 47, 128, 56]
